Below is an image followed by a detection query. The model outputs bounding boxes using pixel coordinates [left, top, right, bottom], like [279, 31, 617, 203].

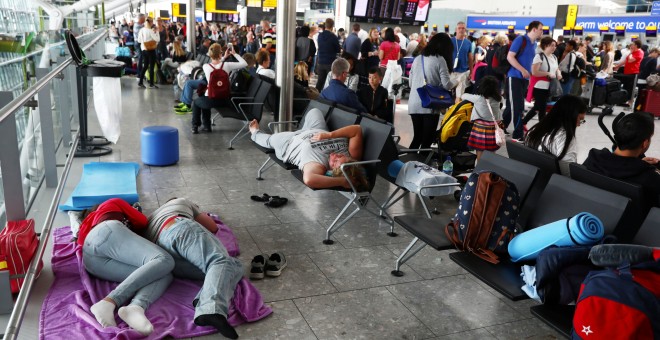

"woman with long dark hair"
[407, 33, 455, 149]
[379, 28, 401, 68]
[524, 95, 587, 175]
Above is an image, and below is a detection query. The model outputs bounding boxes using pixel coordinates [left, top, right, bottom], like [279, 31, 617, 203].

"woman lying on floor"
[249, 108, 369, 191]
[77, 198, 174, 336]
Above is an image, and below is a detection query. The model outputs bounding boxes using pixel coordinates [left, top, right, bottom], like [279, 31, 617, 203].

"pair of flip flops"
[250, 193, 288, 208]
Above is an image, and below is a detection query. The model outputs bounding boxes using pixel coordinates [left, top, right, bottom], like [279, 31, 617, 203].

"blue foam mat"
[59, 162, 140, 211]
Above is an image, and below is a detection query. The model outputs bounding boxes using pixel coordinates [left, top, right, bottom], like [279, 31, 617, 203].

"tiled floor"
[16, 77, 660, 339]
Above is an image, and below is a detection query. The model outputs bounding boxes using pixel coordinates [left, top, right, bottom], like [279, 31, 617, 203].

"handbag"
[548, 78, 563, 98]
[540, 53, 563, 98]
[486, 99, 505, 146]
[416, 55, 454, 109]
[0, 219, 43, 293]
[143, 40, 157, 51]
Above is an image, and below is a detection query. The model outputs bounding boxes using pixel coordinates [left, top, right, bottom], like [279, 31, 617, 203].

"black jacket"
[357, 85, 391, 123]
[583, 148, 660, 212]
[639, 56, 658, 80]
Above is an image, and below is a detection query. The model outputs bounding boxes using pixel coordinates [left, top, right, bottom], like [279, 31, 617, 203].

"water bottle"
[442, 156, 453, 176]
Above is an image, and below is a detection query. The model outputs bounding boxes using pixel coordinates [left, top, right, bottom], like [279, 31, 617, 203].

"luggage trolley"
[581, 74, 633, 116]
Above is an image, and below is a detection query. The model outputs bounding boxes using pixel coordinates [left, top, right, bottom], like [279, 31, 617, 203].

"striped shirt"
[262, 28, 276, 54]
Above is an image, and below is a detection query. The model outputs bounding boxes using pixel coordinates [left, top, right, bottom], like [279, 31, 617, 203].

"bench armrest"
[340, 160, 381, 193]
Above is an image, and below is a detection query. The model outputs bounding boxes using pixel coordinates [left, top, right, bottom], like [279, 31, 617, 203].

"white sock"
[118, 305, 154, 336]
[90, 300, 117, 328]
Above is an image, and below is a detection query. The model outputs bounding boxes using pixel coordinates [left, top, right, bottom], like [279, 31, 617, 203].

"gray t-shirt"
[145, 197, 201, 242]
[282, 129, 349, 169]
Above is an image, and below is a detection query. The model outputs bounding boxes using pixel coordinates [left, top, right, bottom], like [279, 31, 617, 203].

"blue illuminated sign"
[652, 1, 660, 16]
[574, 15, 660, 33]
[466, 16, 554, 31]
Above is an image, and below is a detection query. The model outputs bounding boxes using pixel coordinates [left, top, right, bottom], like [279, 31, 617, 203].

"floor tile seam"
[382, 285, 438, 338]
[289, 298, 322, 340]
[302, 253, 342, 293]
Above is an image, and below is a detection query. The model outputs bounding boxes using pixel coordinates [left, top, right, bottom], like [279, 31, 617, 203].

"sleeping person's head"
[329, 153, 369, 191]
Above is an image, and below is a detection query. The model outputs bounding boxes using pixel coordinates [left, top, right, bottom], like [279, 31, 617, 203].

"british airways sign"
[466, 16, 554, 31]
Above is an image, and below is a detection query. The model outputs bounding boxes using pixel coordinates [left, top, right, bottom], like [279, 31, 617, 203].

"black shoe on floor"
[138, 83, 146, 88]
[201, 126, 212, 132]
[192, 126, 199, 134]
[148, 84, 158, 89]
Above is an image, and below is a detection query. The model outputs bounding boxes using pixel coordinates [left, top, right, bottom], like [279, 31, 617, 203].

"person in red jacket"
[77, 198, 174, 336]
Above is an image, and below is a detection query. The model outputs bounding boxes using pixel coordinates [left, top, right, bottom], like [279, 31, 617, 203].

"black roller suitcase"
[592, 86, 607, 106]
[604, 78, 622, 92]
[606, 90, 628, 105]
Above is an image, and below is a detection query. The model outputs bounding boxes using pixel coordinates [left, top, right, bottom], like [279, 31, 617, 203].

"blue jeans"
[82, 220, 175, 310]
[180, 79, 205, 106]
[157, 218, 243, 319]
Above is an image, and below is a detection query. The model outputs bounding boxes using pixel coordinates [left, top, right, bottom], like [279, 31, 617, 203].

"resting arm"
[194, 212, 219, 233]
[315, 125, 363, 160]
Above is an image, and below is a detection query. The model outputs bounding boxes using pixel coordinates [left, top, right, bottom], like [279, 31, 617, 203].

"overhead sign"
[172, 3, 186, 17]
[652, 1, 660, 16]
[263, 0, 276, 8]
[575, 15, 660, 32]
[566, 5, 578, 28]
[205, 0, 238, 13]
[466, 16, 555, 31]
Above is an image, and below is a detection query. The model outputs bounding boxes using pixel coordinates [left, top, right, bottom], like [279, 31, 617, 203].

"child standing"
[462, 76, 503, 161]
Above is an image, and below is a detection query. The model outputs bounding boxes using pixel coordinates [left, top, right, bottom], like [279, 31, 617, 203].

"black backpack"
[492, 37, 527, 75]
[230, 68, 252, 94]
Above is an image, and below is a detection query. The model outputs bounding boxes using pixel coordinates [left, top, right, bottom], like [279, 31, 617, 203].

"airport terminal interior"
[1, 0, 660, 339]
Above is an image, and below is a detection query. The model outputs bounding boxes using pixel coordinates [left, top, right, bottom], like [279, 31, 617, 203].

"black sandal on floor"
[250, 193, 270, 202]
[264, 196, 288, 208]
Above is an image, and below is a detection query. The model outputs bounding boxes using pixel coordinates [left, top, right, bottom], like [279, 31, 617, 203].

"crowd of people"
[78, 14, 660, 339]
[109, 15, 659, 214]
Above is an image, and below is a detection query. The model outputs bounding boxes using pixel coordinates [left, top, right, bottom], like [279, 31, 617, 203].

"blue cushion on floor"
[141, 126, 179, 166]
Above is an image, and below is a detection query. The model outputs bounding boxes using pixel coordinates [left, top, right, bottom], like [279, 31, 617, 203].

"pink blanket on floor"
[39, 215, 271, 339]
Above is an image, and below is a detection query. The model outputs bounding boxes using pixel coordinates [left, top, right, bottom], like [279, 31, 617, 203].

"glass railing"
[0, 28, 108, 339]
[0, 28, 105, 228]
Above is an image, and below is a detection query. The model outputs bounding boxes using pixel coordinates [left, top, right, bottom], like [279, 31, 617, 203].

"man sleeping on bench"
[249, 108, 368, 191]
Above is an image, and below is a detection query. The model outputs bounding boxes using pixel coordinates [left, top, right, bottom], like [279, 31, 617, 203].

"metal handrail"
[0, 29, 106, 124]
[2, 28, 107, 340]
[2, 130, 80, 340]
[0, 29, 102, 69]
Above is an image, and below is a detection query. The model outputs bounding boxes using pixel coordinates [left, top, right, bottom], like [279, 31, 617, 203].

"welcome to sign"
[575, 15, 660, 33]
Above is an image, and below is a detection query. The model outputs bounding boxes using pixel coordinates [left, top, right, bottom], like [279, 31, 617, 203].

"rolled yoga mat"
[508, 212, 604, 262]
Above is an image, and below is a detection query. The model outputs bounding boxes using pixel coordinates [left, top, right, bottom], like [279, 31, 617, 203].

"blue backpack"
[115, 46, 131, 57]
[572, 260, 660, 339]
[445, 171, 520, 264]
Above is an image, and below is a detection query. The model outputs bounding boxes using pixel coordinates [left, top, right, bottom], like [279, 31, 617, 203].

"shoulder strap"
[541, 52, 550, 72]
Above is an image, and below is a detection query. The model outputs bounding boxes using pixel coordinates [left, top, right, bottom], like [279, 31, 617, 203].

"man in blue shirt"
[316, 18, 341, 92]
[503, 20, 543, 140]
[343, 24, 362, 60]
[320, 58, 368, 113]
[450, 21, 473, 103]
